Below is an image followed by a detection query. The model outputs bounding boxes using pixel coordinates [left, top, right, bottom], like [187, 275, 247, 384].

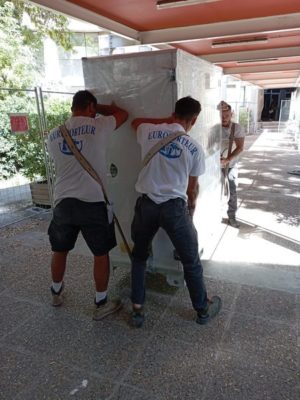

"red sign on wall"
[9, 113, 29, 134]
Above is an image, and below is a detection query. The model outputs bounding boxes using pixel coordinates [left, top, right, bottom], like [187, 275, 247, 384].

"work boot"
[93, 297, 122, 321]
[196, 296, 222, 325]
[131, 306, 145, 328]
[228, 218, 240, 228]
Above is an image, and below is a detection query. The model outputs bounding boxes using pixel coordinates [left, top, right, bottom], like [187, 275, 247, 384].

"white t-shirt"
[221, 122, 245, 168]
[135, 123, 205, 204]
[47, 115, 116, 205]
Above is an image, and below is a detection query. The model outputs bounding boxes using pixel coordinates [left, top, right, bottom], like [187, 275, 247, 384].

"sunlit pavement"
[0, 122, 299, 399]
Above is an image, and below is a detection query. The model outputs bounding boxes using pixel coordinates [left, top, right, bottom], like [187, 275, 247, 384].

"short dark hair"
[174, 96, 201, 120]
[71, 90, 97, 111]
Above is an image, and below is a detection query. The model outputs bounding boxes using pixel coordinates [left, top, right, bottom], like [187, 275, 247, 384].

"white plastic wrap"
[82, 49, 222, 285]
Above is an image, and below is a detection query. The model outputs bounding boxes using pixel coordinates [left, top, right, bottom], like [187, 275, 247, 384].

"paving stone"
[203, 350, 299, 400]
[0, 294, 44, 339]
[8, 252, 96, 308]
[0, 128, 299, 399]
[221, 313, 297, 371]
[110, 385, 157, 400]
[4, 312, 147, 381]
[235, 285, 297, 323]
[125, 335, 216, 399]
[14, 363, 115, 400]
[0, 346, 46, 400]
[155, 307, 228, 346]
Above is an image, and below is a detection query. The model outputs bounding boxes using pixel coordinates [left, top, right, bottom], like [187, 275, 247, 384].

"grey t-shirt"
[221, 122, 245, 168]
[47, 115, 116, 205]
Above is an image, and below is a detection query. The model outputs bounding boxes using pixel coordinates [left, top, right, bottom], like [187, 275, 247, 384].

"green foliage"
[0, 1, 73, 180]
[239, 108, 252, 133]
[16, 99, 71, 181]
[0, 1, 34, 89]
[1, 0, 72, 50]
[0, 92, 35, 178]
[0, 93, 71, 180]
[0, 0, 72, 90]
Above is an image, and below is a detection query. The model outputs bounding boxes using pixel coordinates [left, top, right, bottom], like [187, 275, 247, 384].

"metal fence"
[0, 87, 73, 227]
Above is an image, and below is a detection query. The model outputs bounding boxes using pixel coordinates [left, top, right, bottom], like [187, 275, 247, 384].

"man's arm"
[221, 137, 245, 167]
[186, 176, 199, 218]
[96, 103, 128, 129]
[131, 116, 174, 131]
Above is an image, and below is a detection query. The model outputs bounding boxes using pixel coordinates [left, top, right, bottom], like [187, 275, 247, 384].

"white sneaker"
[51, 283, 64, 307]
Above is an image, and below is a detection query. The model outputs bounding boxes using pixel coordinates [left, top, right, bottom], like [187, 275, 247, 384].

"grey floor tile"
[125, 335, 216, 399]
[296, 295, 300, 327]
[0, 294, 44, 339]
[0, 244, 35, 287]
[0, 280, 6, 293]
[60, 319, 148, 380]
[9, 253, 95, 308]
[110, 385, 157, 400]
[15, 363, 116, 400]
[4, 312, 147, 381]
[4, 230, 49, 249]
[0, 346, 46, 400]
[155, 306, 228, 346]
[235, 285, 297, 323]
[221, 313, 297, 370]
[203, 351, 299, 400]
[4, 313, 85, 355]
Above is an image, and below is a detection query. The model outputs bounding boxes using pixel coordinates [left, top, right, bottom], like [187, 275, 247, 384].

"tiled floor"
[0, 127, 299, 399]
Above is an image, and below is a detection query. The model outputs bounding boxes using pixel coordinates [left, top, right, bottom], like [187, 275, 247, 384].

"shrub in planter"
[16, 99, 71, 181]
[0, 94, 71, 205]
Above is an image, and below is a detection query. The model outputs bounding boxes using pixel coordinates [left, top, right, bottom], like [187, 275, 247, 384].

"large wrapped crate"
[82, 49, 222, 285]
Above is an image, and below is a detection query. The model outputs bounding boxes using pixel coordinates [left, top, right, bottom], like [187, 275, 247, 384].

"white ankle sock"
[52, 281, 62, 293]
[96, 291, 107, 303]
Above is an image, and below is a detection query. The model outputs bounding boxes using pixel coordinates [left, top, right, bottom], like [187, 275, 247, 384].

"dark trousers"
[131, 196, 208, 313]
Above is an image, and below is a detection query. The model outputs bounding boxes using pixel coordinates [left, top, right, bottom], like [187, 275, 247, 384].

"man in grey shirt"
[219, 101, 245, 228]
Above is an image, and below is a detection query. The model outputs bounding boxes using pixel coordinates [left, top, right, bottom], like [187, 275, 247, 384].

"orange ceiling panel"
[174, 32, 300, 56]
[68, 0, 300, 31]
[31, 0, 300, 88]
[219, 57, 300, 68]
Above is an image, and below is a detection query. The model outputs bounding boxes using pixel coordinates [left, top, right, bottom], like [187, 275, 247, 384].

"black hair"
[174, 96, 201, 120]
[71, 90, 97, 111]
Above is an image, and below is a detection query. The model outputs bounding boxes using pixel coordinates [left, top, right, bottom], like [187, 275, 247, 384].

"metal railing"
[0, 87, 74, 227]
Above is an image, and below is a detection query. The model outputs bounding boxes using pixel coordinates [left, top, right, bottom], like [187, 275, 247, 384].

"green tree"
[0, 0, 73, 179]
[0, 0, 72, 90]
[15, 99, 71, 180]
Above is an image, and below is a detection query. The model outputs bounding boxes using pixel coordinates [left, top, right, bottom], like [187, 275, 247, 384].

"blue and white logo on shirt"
[59, 139, 83, 155]
[148, 130, 198, 160]
[159, 142, 182, 158]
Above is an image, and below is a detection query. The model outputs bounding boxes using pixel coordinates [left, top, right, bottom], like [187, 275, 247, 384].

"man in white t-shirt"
[47, 90, 128, 320]
[130, 96, 221, 328]
[218, 101, 245, 228]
